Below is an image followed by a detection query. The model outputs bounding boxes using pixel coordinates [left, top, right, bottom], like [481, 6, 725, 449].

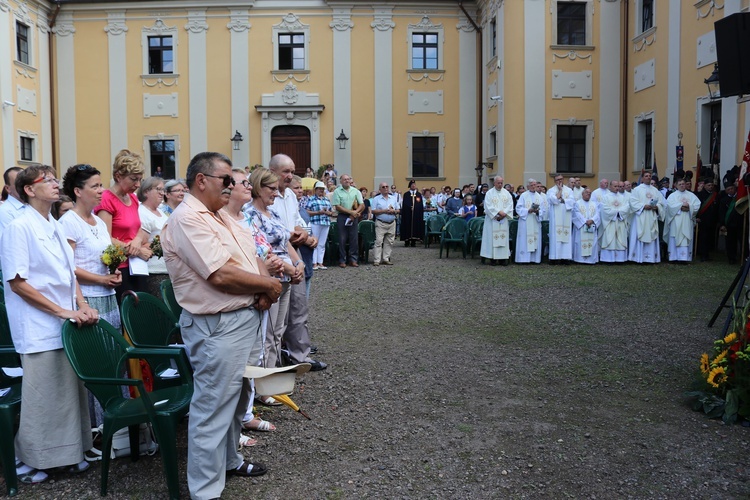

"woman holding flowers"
[95, 149, 152, 301]
[137, 177, 169, 296]
[2, 165, 100, 484]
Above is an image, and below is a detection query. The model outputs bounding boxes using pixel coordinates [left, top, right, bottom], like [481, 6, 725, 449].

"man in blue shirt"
[370, 183, 400, 265]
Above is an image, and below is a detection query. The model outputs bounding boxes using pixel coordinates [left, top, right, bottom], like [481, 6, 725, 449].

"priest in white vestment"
[547, 174, 575, 262]
[628, 171, 666, 263]
[600, 181, 630, 262]
[515, 179, 542, 264]
[480, 176, 514, 264]
[572, 188, 601, 264]
[591, 179, 609, 206]
[663, 179, 701, 262]
[536, 183, 549, 222]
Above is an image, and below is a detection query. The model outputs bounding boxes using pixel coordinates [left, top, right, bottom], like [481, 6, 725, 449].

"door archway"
[271, 125, 311, 177]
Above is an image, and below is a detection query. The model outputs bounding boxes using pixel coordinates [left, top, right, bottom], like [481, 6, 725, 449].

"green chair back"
[121, 291, 179, 348]
[468, 217, 485, 258]
[439, 218, 469, 258]
[325, 220, 339, 265]
[425, 216, 446, 248]
[0, 303, 21, 496]
[62, 319, 192, 499]
[159, 279, 182, 319]
[358, 220, 375, 263]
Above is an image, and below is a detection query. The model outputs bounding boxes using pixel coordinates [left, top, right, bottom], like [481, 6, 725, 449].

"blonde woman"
[94, 149, 152, 300]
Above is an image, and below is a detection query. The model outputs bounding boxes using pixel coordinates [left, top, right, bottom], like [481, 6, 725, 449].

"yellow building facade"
[1, 0, 750, 190]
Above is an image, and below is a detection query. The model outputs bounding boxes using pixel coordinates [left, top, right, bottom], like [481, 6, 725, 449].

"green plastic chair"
[159, 279, 182, 319]
[325, 221, 339, 266]
[467, 217, 485, 258]
[120, 291, 185, 391]
[0, 304, 21, 496]
[358, 220, 375, 263]
[425, 216, 446, 248]
[439, 218, 469, 259]
[61, 319, 192, 499]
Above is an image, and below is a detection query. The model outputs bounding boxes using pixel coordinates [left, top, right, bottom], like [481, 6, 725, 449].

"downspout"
[48, 3, 61, 170]
[458, 1, 483, 182]
[621, 0, 630, 181]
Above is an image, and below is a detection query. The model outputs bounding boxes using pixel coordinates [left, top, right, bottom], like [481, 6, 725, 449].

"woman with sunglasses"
[2, 165, 100, 484]
[94, 149, 152, 300]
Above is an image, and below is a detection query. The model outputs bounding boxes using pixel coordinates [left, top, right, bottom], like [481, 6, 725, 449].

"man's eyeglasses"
[203, 173, 236, 188]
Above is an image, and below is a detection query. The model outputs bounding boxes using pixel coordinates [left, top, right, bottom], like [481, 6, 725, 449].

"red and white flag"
[735, 130, 750, 214]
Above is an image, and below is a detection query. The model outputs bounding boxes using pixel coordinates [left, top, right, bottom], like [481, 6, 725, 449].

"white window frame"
[13, 18, 34, 69]
[636, 0, 656, 36]
[17, 130, 38, 164]
[489, 17, 497, 59]
[632, 111, 655, 173]
[142, 134, 180, 179]
[550, 119, 594, 175]
[407, 131, 445, 179]
[141, 19, 178, 77]
[272, 13, 311, 73]
[407, 16, 444, 71]
[551, 0, 593, 49]
[489, 129, 498, 158]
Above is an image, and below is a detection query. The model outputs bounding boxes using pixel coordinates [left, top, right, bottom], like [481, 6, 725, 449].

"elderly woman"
[160, 179, 186, 216]
[243, 168, 304, 377]
[2, 165, 99, 484]
[445, 188, 463, 217]
[137, 177, 169, 297]
[222, 168, 283, 439]
[95, 149, 152, 300]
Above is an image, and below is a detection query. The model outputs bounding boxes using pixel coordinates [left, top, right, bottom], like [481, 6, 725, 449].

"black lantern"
[231, 130, 243, 151]
[336, 129, 349, 150]
[704, 63, 721, 100]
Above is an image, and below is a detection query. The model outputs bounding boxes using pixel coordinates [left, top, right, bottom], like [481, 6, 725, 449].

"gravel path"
[9, 244, 750, 499]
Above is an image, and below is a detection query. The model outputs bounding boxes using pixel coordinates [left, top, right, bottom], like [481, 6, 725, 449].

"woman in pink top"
[95, 149, 152, 300]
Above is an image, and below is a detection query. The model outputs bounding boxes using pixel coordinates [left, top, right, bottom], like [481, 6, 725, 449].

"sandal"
[242, 417, 276, 432]
[238, 434, 257, 448]
[18, 469, 48, 484]
[256, 396, 282, 407]
[85, 447, 103, 462]
[66, 461, 90, 474]
[227, 460, 267, 477]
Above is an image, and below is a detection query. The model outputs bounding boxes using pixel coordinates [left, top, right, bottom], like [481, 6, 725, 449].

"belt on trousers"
[376, 219, 395, 224]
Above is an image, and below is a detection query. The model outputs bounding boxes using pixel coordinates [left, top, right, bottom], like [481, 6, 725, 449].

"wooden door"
[271, 125, 311, 177]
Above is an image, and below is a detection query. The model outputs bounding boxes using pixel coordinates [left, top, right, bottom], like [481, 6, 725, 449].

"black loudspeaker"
[714, 13, 750, 98]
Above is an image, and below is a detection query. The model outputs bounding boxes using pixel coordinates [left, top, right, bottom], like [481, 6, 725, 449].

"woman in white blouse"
[2, 165, 99, 484]
[137, 177, 169, 296]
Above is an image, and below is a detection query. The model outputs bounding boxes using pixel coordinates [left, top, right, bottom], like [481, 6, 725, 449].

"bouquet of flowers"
[686, 300, 750, 424]
[150, 235, 163, 258]
[101, 244, 127, 274]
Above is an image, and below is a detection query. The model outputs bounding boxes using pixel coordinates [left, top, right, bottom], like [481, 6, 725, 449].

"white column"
[331, 9, 353, 177]
[599, 0, 621, 180]
[523, 0, 546, 182]
[665, 0, 681, 179]
[496, 2, 505, 178]
[457, 14, 477, 188]
[53, 13, 77, 169]
[0, 1, 15, 168]
[37, 13, 52, 166]
[186, 11, 208, 159]
[371, 7, 395, 186]
[105, 11, 128, 165]
[228, 11, 250, 167]
[721, 0, 741, 173]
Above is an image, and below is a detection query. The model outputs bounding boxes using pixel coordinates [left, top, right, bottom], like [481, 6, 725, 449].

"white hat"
[244, 363, 311, 396]
[314, 181, 326, 190]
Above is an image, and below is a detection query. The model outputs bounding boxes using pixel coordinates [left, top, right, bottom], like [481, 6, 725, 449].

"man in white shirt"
[591, 178, 609, 206]
[663, 178, 701, 262]
[480, 176, 514, 265]
[269, 154, 327, 371]
[0, 166, 26, 232]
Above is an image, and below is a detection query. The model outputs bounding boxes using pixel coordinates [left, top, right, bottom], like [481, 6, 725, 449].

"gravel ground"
[6, 243, 750, 499]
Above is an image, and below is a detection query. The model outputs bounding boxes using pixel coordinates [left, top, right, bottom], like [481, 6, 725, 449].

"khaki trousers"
[374, 219, 396, 263]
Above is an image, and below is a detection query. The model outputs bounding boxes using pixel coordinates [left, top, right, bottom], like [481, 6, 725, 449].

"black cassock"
[400, 190, 425, 241]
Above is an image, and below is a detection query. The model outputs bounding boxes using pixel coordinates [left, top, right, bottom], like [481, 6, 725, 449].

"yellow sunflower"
[700, 353, 710, 374]
[712, 350, 728, 367]
[724, 332, 738, 344]
[707, 366, 728, 388]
